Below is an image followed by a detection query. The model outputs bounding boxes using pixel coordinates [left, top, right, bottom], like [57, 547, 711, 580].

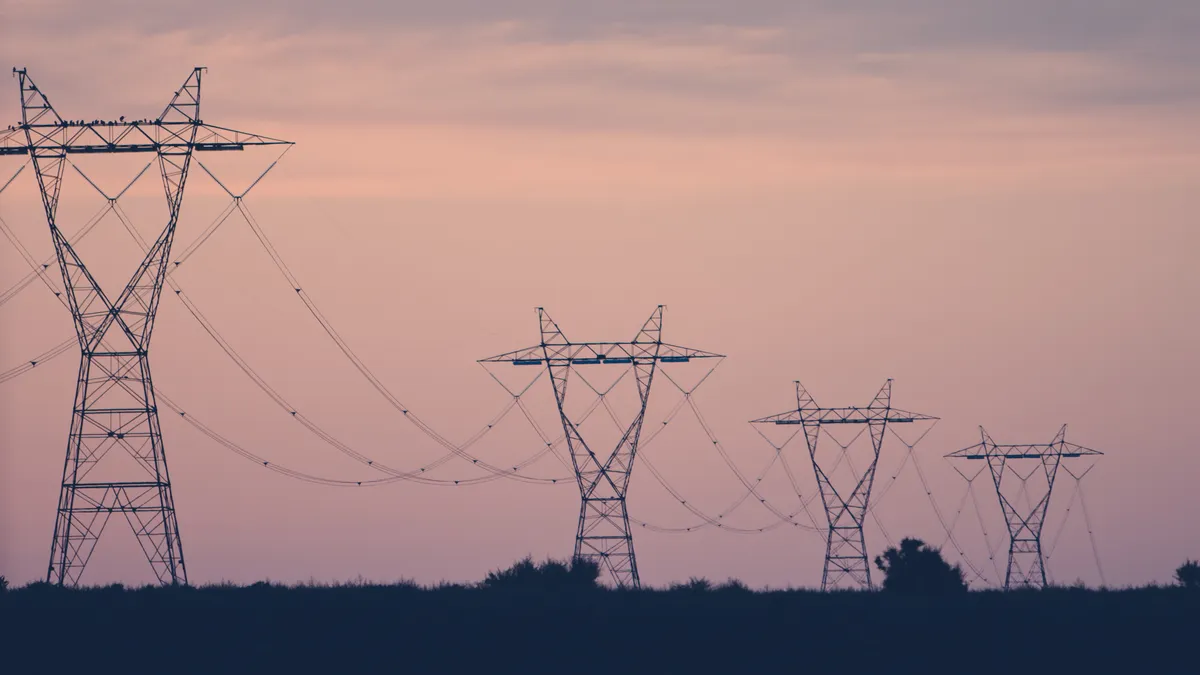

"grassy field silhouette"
[2, 552, 1197, 673]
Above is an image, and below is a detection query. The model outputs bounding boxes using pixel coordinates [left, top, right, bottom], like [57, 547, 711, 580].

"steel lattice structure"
[481, 306, 722, 588]
[2, 67, 291, 586]
[751, 380, 936, 590]
[946, 426, 1102, 589]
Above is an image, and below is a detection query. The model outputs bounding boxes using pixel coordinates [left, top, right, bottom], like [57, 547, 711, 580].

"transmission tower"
[481, 306, 722, 588]
[751, 380, 937, 590]
[946, 426, 1102, 589]
[2, 67, 291, 586]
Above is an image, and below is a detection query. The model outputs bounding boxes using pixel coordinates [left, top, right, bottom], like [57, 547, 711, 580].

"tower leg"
[575, 496, 638, 588]
[47, 352, 186, 586]
[1004, 538, 1045, 589]
[822, 518, 871, 590]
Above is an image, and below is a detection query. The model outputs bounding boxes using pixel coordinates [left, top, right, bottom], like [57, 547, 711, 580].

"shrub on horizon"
[481, 556, 601, 591]
[1175, 559, 1200, 589]
[669, 577, 713, 593]
[874, 537, 967, 595]
[716, 578, 751, 593]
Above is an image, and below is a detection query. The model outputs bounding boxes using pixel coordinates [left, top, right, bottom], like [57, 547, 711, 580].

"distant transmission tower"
[946, 426, 1102, 589]
[2, 67, 291, 585]
[481, 306, 722, 588]
[751, 380, 937, 590]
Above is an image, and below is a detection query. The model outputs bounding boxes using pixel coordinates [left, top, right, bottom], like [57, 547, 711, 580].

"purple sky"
[1, 0, 1198, 588]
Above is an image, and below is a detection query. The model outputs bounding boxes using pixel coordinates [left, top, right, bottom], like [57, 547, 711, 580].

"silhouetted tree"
[874, 538, 967, 594]
[0, 575, 8, 593]
[1175, 560, 1200, 589]
[481, 556, 601, 591]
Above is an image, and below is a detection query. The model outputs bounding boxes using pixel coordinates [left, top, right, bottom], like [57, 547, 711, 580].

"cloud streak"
[3, 1, 1199, 131]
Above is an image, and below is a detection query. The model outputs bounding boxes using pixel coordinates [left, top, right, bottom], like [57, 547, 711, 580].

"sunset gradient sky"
[1, 0, 1198, 588]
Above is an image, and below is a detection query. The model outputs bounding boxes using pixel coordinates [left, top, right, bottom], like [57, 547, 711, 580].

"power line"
[234, 196, 557, 481]
[84, 163, 572, 486]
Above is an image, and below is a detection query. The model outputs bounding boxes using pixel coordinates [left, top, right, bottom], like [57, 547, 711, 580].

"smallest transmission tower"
[946, 426, 1102, 589]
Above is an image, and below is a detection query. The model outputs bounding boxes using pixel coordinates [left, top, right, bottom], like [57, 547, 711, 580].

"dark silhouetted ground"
[2, 575, 1197, 674]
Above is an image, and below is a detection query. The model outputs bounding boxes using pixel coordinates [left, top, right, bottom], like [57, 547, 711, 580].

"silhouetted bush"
[1175, 559, 1200, 588]
[715, 578, 750, 594]
[874, 537, 967, 594]
[0, 575, 7, 593]
[669, 576, 713, 592]
[480, 556, 601, 591]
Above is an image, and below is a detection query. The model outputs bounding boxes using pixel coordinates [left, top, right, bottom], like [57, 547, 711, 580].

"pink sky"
[1, 1, 1198, 588]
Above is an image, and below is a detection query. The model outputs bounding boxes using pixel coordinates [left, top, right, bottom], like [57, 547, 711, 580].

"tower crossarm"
[479, 341, 723, 366]
[2, 67, 292, 156]
[749, 406, 938, 426]
[945, 442, 1103, 460]
[0, 120, 291, 155]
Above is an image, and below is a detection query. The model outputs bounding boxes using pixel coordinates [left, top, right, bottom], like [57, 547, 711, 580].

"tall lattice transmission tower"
[1, 67, 291, 586]
[481, 306, 723, 588]
[946, 426, 1102, 589]
[751, 380, 937, 590]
